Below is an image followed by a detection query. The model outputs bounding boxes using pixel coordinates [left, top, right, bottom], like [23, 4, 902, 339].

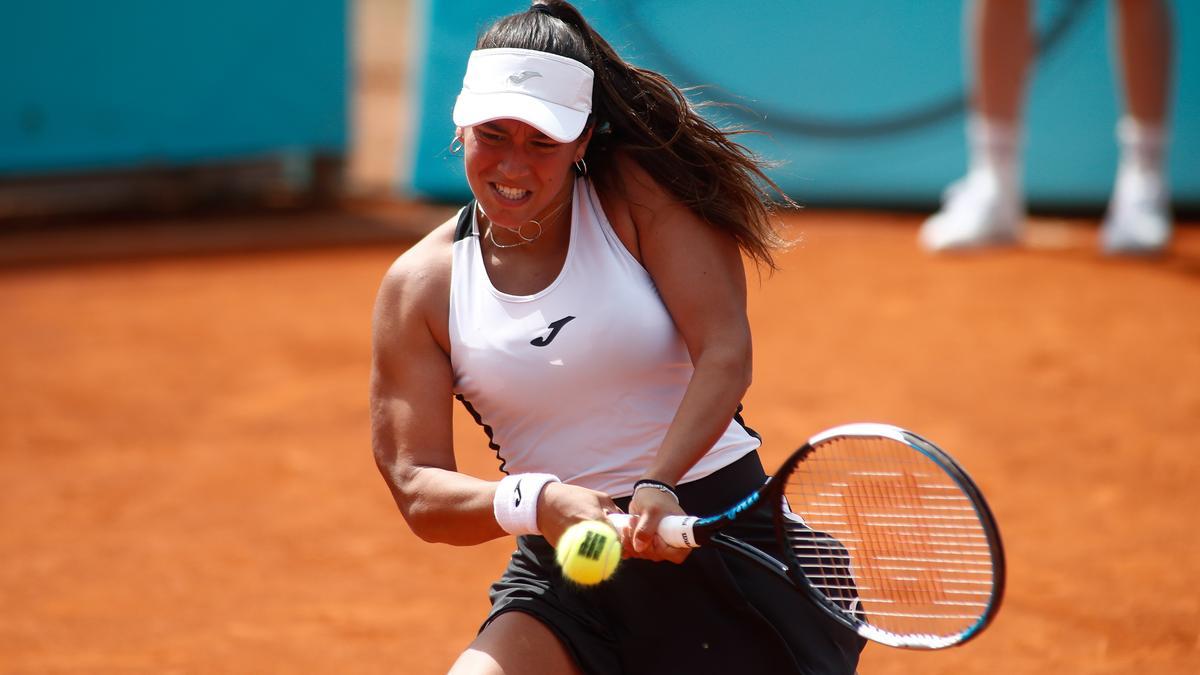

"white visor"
[453, 48, 594, 143]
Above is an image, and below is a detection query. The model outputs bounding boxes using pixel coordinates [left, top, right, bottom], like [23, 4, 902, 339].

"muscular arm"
[370, 221, 620, 548]
[369, 223, 507, 546]
[624, 161, 754, 484]
[609, 157, 755, 553]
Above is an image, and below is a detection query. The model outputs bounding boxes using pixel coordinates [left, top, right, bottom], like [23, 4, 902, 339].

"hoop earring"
[574, 157, 588, 175]
[449, 137, 464, 155]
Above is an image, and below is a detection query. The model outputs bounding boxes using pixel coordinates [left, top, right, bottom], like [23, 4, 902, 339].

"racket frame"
[768, 424, 1007, 649]
[607, 423, 1006, 650]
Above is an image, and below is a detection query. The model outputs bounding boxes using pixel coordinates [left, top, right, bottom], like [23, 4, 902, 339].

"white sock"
[1117, 116, 1166, 172]
[966, 115, 1021, 200]
[1111, 116, 1168, 203]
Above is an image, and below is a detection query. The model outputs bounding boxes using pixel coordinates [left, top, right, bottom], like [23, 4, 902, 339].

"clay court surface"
[0, 208, 1197, 673]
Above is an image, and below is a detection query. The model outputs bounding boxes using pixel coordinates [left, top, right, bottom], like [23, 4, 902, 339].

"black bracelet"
[633, 479, 679, 503]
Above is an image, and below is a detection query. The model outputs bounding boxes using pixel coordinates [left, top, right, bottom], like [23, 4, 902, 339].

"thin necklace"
[479, 199, 569, 249]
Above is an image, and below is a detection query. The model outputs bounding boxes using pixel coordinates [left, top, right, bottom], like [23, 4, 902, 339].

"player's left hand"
[621, 487, 690, 564]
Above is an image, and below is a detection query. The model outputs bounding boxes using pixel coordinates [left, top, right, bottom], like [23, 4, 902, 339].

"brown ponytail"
[479, 1, 792, 269]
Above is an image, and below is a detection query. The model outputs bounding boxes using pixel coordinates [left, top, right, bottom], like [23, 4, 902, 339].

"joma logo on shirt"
[530, 316, 576, 347]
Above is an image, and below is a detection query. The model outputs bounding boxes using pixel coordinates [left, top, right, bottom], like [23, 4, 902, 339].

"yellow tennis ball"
[555, 520, 622, 586]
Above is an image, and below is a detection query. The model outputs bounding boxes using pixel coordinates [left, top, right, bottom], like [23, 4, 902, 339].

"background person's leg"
[1102, 0, 1174, 254]
[920, 0, 1030, 252]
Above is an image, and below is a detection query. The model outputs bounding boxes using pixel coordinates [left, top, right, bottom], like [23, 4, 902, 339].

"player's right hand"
[537, 482, 621, 551]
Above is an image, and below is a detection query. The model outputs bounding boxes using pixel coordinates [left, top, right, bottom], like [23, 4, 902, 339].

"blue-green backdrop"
[0, 1, 347, 176]
[407, 0, 1198, 209]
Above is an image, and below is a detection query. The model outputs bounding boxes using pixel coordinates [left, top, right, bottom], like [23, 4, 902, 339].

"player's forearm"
[643, 348, 753, 485]
[384, 464, 507, 545]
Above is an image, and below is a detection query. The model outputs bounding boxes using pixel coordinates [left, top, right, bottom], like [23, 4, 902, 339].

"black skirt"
[482, 451, 867, 674]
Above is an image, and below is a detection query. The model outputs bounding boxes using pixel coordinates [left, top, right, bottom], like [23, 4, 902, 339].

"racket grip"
[605, 513, 701, 549]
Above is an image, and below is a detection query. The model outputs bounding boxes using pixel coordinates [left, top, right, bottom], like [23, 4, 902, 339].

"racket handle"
[605, 513, 701, 549]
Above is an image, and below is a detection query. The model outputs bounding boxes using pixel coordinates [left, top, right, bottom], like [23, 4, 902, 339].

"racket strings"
[781, 435, 997, 639]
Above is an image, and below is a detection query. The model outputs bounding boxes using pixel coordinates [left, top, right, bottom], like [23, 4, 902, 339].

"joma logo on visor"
[508, 71, 542, 84]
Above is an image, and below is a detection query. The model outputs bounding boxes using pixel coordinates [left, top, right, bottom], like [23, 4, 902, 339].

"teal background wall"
[0, 1, 348, 176]
[407, 0, 1198, 209]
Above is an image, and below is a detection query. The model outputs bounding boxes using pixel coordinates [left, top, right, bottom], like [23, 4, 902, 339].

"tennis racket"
[608, 423, 1005, 650]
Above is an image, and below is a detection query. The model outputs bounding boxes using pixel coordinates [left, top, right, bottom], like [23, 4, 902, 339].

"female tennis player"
[369, 2, 865, 672]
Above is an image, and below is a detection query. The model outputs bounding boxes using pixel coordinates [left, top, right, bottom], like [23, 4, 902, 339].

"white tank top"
[448, 177, 760, 497]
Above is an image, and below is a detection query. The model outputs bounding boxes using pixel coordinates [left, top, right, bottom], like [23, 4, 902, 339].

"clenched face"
[460, 119, 591, 233]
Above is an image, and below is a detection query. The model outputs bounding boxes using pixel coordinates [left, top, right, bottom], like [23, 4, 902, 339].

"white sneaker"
[919, 171, 1023, 251]
[1101, 169, 1171, 255]
[1102, 117, 1171, 255]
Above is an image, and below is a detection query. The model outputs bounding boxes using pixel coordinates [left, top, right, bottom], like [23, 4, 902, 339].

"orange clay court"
[0, 208, 1196, 673]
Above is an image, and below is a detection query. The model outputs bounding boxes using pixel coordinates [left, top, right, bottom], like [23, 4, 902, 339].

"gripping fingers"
[605, 513, 699, 563]
[632, 513, 657, 553]
[605, 513, 698, 549]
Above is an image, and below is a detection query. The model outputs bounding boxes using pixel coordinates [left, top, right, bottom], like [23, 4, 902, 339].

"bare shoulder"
[381, 214, 458, 286]
[602, 153, 744, 289]
[598, 154, 748, 361]
[374, 213, 461, 353]
[594, 152, 681, 263]
[604, 153, 692, 228]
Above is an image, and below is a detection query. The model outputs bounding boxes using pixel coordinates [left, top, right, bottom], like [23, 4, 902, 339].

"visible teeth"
[495, 184, 528, 200]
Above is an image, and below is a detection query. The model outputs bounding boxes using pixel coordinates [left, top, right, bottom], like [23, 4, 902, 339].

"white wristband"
[493, 473, 560, 536]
